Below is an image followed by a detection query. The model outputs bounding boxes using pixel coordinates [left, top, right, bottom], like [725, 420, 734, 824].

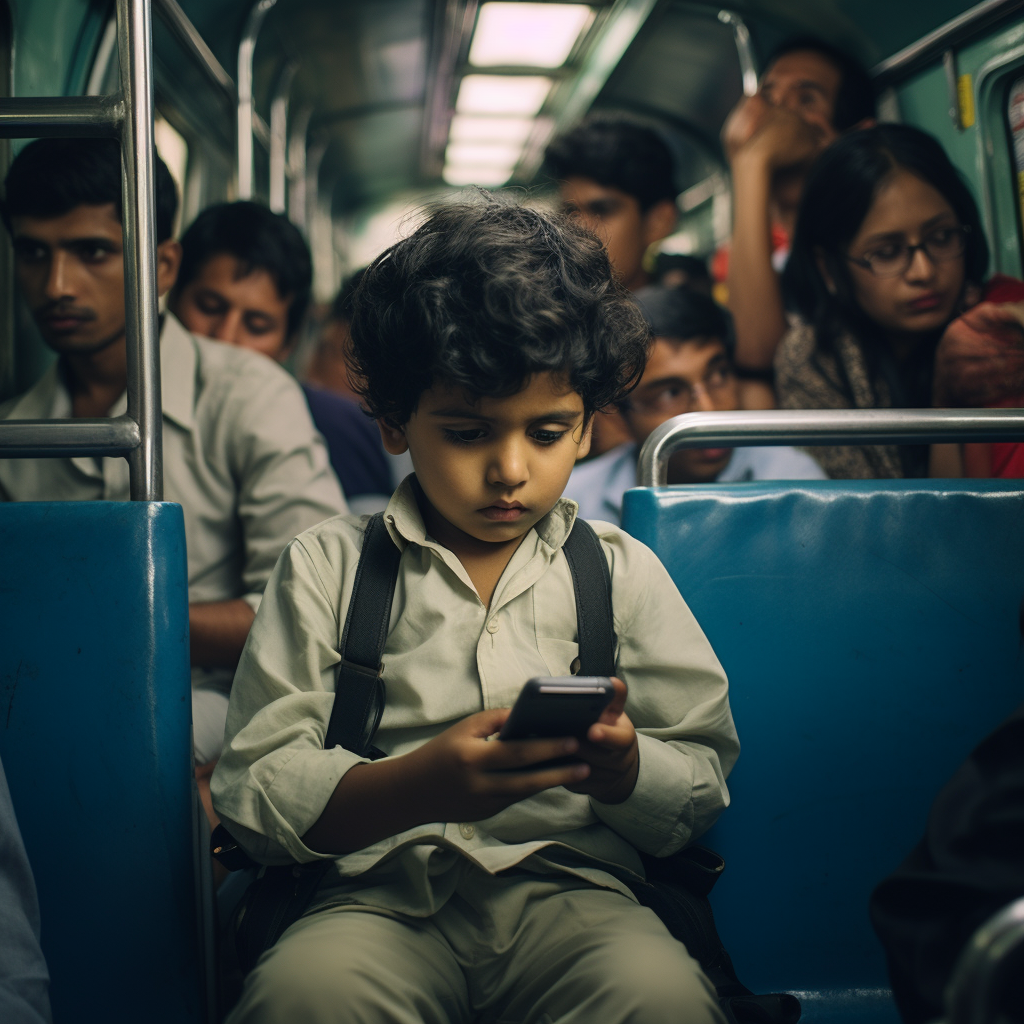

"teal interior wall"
[894, 16, 1024, 280]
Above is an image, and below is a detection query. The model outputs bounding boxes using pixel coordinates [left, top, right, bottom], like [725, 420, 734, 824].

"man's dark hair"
[544, 113, 677, 211]
[784, 124, 988, 358]
[349, 193, 651, 425]
[1, 138, 178, 243]
[632, 286, 730, 347]
[764, 35, 877, 131]
[653, 253, 711, 287]
[176, 201, 313, 337]
[330, 266, 367, 324]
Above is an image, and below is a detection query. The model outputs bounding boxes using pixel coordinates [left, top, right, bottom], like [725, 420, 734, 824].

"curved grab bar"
[944, 895, 1024, 1024]
[636, 408, 1024, 486]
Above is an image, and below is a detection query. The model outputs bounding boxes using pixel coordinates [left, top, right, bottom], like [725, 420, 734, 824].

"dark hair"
[764, 35, 877, 131]
[544, 113, 677, 211]
[633, 285, 729, 344]
[349, 193, 651, 425]
[176, 202, 313, 337]
[653, 252, 711, 285]
[783, 124, 989, 354]
[1, 138, 177, 243]
[330, 266, 367, 323]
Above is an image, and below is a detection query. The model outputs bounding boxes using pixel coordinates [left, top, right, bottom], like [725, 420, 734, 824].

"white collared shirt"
[211, 479, 739, 911]
[0, 314, 348, 695]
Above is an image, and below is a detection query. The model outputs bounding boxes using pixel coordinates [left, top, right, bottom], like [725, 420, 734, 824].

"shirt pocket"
[535, 637, 580, 677]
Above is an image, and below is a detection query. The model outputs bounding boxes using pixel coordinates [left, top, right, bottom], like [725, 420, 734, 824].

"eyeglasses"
[846, 225, 969, 278]
[626, 365, 735, 418]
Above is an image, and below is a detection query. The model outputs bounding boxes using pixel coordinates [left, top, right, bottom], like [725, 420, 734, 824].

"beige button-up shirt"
[212, 480, 739, 910]
[0, 314, 348, 695]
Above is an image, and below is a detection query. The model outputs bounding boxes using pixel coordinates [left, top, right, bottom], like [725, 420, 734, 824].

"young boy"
[565, 286, 825, 527]
[212, 196, 739, 1024]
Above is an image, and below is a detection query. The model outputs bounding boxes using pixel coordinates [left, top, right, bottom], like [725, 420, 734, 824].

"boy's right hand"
[405, 708, 590, 823]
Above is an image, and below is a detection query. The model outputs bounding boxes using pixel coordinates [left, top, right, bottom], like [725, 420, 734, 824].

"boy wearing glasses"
[565, 287, 823, 526]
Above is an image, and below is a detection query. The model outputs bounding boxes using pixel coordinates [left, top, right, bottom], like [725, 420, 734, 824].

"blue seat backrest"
[622, 480, 1024, 1024]
[0, 501, 202, 1022]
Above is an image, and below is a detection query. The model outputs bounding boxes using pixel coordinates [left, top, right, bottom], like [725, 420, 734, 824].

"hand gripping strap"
[561, 519, 616, 678]
[324, 512, 402, 756]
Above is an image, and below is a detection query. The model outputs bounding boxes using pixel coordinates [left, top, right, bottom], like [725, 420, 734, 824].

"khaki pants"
[227, 866, 726, 1024]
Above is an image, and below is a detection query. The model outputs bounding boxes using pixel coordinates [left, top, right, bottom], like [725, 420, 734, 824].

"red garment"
[936, 276, 1024, 478]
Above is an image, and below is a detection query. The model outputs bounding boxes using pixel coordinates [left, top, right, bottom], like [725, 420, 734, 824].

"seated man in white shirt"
[565, 285, 824, 525]
[0, 139, 347, 818]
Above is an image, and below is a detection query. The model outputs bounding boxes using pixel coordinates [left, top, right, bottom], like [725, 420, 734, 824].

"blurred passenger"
[653, 252, 712, 294]
[777, 124, 990, 479]
[305, 268, 365, 402]
[169, 204, 391, 508]
[564, 286, 824, 525]
[0, 756, 51, 1024]
[870, 701, 1024, 1024]
[722, 36, 876, 405]
[0, 140, 346, 817]
[545, 113, 678, 455]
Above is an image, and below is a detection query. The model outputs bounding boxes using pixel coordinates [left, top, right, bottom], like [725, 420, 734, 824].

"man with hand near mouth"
[0, 139, 346, 821]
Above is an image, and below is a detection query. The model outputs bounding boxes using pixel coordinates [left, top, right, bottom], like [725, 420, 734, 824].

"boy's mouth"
[480, 500, 527, 522]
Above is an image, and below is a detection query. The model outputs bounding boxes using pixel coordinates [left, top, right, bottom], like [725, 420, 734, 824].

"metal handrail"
[0, 0, 162, 501]
[944, 896, 1024, 1024]
[152, 0, 235, 102]
[872, 0, 1024, 84]
[237, 0, 278, 199]
[637, 408, 1024, 486]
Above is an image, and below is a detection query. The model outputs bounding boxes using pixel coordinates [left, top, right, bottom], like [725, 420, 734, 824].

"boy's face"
[12, 202, 180, 356]
[621, 335, 739, 484]
[171, 253, 293, 361]
[560, 177, 675, 292]
[380, 371, 592, 547]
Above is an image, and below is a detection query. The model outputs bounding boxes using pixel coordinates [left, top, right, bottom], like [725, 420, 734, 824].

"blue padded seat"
[0, 501, 202, 1022]
[622, 480, 1024, 1024]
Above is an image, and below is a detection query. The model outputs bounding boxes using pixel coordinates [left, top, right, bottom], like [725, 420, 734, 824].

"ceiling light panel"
[446, 141, 522, 166]
[456, 75, 552, 116]
[443, 164, 514, 187]
[448, 115, 535, 146]
[469, 3, 594, 68]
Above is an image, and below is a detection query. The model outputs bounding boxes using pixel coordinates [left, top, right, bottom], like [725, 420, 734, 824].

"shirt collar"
[383, 475, 580, 556]
[5, 313, 197, 431]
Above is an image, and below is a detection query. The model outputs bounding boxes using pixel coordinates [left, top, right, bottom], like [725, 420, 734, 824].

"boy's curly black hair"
[349, 193, 651, 425]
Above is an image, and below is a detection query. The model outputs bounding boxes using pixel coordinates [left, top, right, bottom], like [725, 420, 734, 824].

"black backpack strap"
[324, 511, 402, 756]
[561, 518, 616, 677]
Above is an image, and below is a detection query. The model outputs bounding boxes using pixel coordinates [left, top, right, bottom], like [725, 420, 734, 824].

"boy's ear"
[575, 416, 593, 462]
[377, 418, 409, 455]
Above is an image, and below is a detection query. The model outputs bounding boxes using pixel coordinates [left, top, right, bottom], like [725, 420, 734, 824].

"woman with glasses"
[776, 123, 991, 478]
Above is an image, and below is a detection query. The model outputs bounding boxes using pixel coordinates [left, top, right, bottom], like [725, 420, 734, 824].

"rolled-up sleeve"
[588, 527, 739, 857]
[211, 530, 368, 864]
[228, 366, 349, 614]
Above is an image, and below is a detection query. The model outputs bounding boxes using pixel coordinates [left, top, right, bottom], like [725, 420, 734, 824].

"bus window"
[1008, 76, 1024, 254]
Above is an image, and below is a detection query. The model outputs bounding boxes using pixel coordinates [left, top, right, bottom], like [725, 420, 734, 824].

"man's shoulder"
[563, 443, 636, 523]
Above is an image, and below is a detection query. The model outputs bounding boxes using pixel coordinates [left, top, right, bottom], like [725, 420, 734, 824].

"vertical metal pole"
[718, 10, 758, 97]
[287, 105, 311, 230]
[269, 61, 297, 213]
[117, 0, 162, 501]
[237, 0, 278, 199]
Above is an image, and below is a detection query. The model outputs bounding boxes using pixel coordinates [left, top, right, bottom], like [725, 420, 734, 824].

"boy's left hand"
[564, 677, 639, 804]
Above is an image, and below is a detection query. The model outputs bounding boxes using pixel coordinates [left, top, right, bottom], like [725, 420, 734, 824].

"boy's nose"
[212, 310, 245, 345]
[487, 441, 528, 487]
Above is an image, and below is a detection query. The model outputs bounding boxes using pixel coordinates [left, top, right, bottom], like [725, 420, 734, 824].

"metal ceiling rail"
[238, 0, 278, 199]
[152, 0, 234, 102]
[872, 0, 1024, 84]
[637, 408, 1024, 486]
[0, 0, 162, 501]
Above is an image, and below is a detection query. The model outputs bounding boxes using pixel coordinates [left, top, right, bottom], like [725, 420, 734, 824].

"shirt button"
[459, 823, 476, 839]
[486, 619, 499, 634]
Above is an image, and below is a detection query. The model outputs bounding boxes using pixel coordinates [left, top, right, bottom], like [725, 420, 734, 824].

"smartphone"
[498, 676, 614, 743]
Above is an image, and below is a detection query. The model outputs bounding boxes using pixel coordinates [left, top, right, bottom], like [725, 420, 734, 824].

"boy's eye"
[442, 427, 487, 445]
[532, 428, 569, 445]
